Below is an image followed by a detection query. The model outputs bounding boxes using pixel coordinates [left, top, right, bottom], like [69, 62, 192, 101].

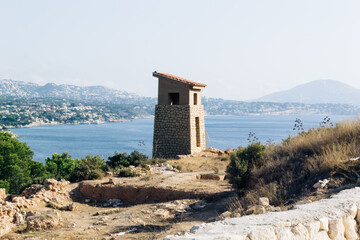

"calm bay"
[11, 115, 357, 162]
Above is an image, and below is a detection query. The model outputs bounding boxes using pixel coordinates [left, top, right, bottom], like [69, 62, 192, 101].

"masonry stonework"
[152, 72, 207, 158]
[153, 105, 206, 158]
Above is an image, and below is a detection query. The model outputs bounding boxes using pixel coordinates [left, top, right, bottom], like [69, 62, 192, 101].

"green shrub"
[127, 150, 148, 166]
[175, 165, 183, 171]
[107, 152, 129, 168]
[45, 152, 76, 180]
[118, 168, 140, 177]
[107, 150, 149, 169]
[226, 142, 266, 189]
[0, 132, 39, 194]
[70, 156, 107, 182]
[0, 179, 10, 193]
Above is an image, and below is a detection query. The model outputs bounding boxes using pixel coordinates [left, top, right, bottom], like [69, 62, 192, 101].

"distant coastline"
[6, 118, 131, 129]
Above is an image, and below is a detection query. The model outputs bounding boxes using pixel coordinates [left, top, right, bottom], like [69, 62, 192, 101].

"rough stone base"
[153, 105, 206, 158]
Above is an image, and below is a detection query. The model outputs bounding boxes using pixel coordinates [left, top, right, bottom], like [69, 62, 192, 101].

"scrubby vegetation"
[118, 167, 140, 177]
[70, 155, 108, 182]
[227, 142, 266, 189]
[228, 118, 360, 209]
[0, 131, 154, 194]
[107, 150, 148, 169]
[0, 132, 40, 194]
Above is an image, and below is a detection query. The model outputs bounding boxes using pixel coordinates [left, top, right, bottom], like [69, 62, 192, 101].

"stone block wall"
[153, 105, 206, 158]
[165, 187, 360, 240]
[189, 105, 206, 153]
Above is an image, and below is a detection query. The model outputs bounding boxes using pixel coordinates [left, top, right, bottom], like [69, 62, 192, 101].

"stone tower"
[152, 71, 207, 158]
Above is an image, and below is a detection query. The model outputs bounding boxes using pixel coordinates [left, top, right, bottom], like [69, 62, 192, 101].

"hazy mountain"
[0, 79, 154, 104]
[255, 80, 360, 106]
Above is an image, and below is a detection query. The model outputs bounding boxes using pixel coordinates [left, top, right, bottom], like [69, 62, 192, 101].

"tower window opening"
[194, 93, 198, 105]
[168, 93, 179, 105]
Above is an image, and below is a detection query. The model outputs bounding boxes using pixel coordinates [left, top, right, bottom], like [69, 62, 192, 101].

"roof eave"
[152, 71, 207, 88]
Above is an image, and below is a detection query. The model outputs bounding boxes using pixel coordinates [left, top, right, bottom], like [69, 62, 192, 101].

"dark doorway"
[195, 117, 200, 147]
[168, 93, 180, 105]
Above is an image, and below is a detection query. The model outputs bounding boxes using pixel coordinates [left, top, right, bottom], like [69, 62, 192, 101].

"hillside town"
[0, 98, 153, 128]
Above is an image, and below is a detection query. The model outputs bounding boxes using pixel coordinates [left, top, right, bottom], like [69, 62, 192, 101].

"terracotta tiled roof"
[153, 71, 207, 87]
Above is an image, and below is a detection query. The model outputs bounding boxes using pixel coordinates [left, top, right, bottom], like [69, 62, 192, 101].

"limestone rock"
[313, 231, 331, 240]
[0, 188, 6, 201]
[43, 179, 69, 191]
[248, 227, 277, 240]
[304, 220, 320, 239]
[154, 208, 171, 218]
[26, 211, 62, 231]
[355, 207, 360, 224]
[247, 205, 266, 215]
[291, 223, 309, 240]
[328, 218, 346, 240]
[47, 201, 75, 211]
[342, 214, 358, 240]
[274, 227, 295, 240]
[313, 179, 329, 189]
[14, 212, 25, 224]
[217, 211, 231, 220]
[0, 219, 13, 237]
[348, 203, 358, 218]
[230, 212, 241, 218]
[319, 217, 329, 231]
[258, 197, 269, 207]
[21, 184, 45, 198]
[44, 179, 58, 190]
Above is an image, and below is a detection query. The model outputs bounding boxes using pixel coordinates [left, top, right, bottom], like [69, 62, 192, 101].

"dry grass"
[167, 155, 229, 173]
[236, 118, 360, 208]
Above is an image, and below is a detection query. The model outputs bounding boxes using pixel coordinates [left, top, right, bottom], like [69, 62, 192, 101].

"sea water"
[11, 115, 356, 162]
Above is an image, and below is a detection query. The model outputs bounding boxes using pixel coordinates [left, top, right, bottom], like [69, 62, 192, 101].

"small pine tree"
[226, 142, 266, 189]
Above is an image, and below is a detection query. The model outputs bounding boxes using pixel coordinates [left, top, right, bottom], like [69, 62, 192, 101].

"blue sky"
[0, 0, 359, 100]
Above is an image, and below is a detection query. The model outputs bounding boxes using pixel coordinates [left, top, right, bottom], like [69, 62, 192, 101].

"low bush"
[118, 168, 139, 177]
[226, 142, 266, 189]
[70, 155, 108, 182]
[107, 150, 149, 169]
[107, 152, 129, 168]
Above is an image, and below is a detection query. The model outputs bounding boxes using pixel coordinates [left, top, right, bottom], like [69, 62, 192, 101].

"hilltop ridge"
[0, 79, 151, 104]
[256, 79, 360, 106]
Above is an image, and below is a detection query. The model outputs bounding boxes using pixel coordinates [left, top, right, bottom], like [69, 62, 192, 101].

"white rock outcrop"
[164, 187, 360, 240]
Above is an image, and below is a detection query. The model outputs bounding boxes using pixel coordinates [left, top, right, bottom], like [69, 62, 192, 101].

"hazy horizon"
[2, 77, 360, 103]
[1, 1, 359, 100]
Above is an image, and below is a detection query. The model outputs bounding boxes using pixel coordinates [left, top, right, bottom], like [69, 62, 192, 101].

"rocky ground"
[0, 150, 234, 240]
